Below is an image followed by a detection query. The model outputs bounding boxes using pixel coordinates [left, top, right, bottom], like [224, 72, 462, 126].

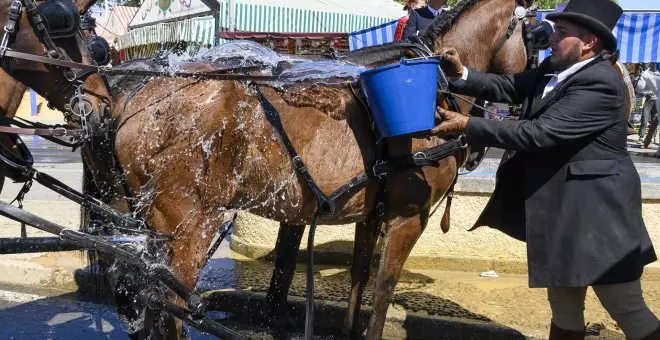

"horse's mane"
[421, 0, 481, 46]
[342, 0, 482, 66]
[342, 42, 409, 66]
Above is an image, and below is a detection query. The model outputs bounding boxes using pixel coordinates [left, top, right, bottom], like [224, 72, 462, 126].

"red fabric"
[394, 17, 408, 41]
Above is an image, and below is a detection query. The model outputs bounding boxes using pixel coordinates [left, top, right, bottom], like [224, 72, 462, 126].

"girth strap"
[371, 136, 467, 179]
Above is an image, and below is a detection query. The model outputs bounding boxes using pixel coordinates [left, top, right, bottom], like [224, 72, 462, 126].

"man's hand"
[431, 107, 469, 135]
[437, 47, 464, 78]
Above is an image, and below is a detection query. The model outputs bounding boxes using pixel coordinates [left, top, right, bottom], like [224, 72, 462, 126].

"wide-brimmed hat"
[546, 0, 622, 51]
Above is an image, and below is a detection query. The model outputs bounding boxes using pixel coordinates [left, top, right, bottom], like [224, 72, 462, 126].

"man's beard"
[550, 43, 581, 72]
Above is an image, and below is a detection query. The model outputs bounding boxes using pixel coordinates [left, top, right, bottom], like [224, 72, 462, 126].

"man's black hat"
[546, 0, 623, 51]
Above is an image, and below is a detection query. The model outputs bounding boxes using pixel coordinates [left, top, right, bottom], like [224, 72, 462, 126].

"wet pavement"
[195, 242, 634, 339]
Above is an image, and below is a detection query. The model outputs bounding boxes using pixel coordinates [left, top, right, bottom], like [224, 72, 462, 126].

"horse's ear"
[72, 0, 97, 15]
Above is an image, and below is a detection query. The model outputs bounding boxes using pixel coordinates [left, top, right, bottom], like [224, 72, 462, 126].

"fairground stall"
[117, 0, 217, 60]
[117, 0, 404, 61]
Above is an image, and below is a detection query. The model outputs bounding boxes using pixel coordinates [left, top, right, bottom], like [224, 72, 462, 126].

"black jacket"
[402, 7, 438, 40]
[451, 58, 656, 287]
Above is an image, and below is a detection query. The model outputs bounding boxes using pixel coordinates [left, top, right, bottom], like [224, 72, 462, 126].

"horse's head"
[422, 0, 541, 76]
[415, 0, 541, 170]
[0, 0, 110, 128]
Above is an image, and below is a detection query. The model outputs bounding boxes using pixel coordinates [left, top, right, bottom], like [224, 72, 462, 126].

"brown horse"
[265, 0, 537, 338]
[0, 0, 115, 198]
[100, 0, 536, 339]
[0, 0, 117, 194]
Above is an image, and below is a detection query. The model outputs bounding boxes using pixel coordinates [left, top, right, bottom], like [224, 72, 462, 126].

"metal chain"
[11, 179, 33, 238]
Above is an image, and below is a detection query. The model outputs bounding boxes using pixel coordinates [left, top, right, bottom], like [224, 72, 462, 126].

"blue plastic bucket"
[359, 58, 440, 137]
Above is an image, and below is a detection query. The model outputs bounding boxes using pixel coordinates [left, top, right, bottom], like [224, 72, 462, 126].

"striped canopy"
[95, 5, 138, 44]
[118, 15, 215, 59]
[537, 11, 660, 63]
[118, 15, 215, 48]
[349, 19, 399, 50]
[217, 1, 400, 34]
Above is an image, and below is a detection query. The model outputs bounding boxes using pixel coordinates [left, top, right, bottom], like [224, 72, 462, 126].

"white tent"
[95, 5, 138, 44]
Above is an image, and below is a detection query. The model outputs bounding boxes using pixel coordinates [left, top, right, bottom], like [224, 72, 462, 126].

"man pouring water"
[431, 0, 660, 338]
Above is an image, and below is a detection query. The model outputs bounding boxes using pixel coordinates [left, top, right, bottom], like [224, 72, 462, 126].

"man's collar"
[427, 5, 443, 16]
[545, 56, 597, 82]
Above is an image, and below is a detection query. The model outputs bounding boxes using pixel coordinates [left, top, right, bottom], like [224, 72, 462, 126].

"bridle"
[0, 0, 105, 143]
[493, 1, 544, 71]
[403, 0, 543, 115]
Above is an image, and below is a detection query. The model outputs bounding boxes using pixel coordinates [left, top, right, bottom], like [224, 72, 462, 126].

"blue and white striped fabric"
[348, 19, 400, 50]
[538, 11, 660, 63]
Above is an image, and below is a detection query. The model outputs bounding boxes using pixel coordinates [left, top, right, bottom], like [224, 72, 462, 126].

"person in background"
[394, 0, 426, 41]
[402, 0, 447, 40]
[639, 90, 658, 143]
[432, 0, 660, 338]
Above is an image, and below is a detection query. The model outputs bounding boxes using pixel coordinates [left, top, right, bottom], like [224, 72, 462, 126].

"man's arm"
[403, 11, 419, 40]
[465, 77, 623, 151]
[449, 67, 541, 105]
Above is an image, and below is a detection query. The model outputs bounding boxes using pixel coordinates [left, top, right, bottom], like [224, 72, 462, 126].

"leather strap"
[3, 49, 98, 70]
[0, 125, 82, 137]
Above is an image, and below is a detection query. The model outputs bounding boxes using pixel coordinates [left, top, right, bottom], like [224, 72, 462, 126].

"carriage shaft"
[0, 237, 85, 254]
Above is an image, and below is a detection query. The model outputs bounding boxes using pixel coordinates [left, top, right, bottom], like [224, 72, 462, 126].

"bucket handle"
[400, 56, 442, 65]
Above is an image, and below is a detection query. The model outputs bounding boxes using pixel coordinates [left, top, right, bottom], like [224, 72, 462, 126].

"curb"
[0, 259, 79, 290]
[202, 289, 528, 340]
[0, 252, 86, 290]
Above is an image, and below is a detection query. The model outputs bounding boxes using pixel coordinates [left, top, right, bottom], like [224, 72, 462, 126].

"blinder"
[86, 35, 110, 66]
[525, 17, 554, 51]
[35, 0, 80, 39]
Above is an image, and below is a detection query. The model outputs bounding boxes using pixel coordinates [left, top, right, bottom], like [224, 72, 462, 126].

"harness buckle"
[413, 152, 427, 160]
[52, 127, 67, 136]
[458, 134, 468, 148]
[372, 160, 387, 179]
[376, 202, 385, 218]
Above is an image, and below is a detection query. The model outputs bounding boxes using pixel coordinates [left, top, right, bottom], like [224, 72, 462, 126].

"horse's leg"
[366, 214, 427, 340]
[130, 193, 224, 340]
[266, 223, 305, 339]
[345, 220, 380, 339]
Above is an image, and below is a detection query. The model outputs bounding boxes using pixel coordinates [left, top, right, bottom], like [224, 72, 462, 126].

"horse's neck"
[0, 76, 26, 118]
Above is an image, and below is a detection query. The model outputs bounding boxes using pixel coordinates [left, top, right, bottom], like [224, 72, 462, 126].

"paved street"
[0, 285, 126, 340]
[0, 283, 222, 339]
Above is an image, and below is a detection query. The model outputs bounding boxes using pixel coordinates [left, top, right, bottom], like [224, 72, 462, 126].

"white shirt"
[427, 5, 443, 16]
[457, 56, 597, 99]
[541, 56, 596, 98]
